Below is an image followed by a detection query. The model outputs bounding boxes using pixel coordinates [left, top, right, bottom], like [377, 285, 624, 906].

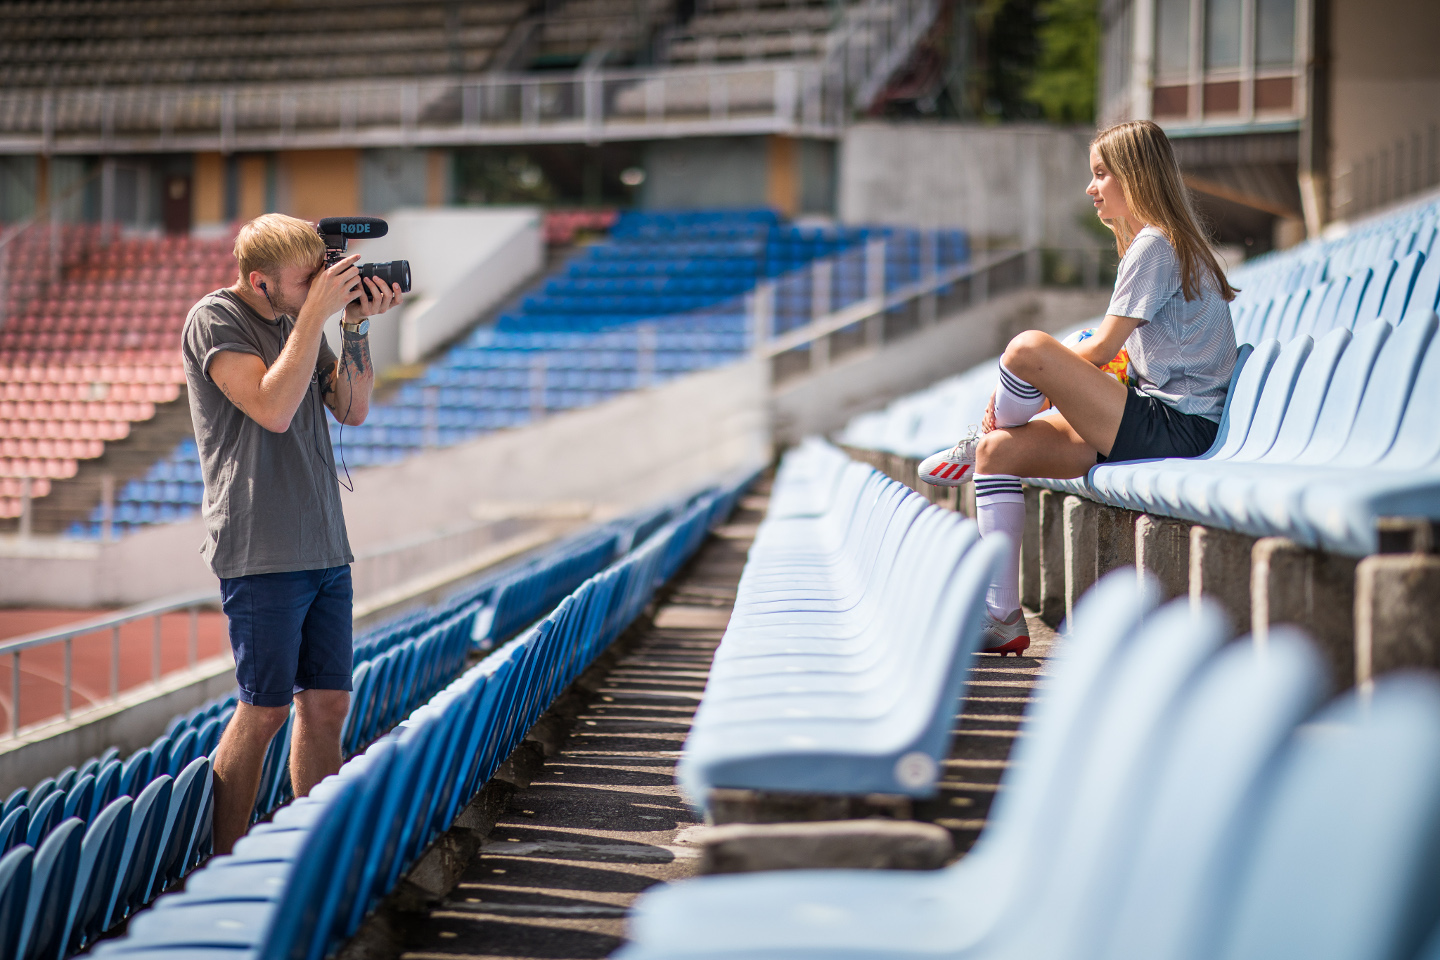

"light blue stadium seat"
[620, 578, 1228, 959]
[1094, 628, 1326, 960]
[1215, 675, 1440, 960]
[677, 446, 1007, 806]
[1380, 250, 1426, 323]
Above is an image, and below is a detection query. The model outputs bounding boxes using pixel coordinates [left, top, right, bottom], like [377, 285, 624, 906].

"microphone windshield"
[317, 216, 388, 239]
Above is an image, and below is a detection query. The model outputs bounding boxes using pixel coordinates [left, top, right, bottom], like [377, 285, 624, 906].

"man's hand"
[298, 254, 361, 325]
[345, 276, 403, 323]
[982, 391, 997, 433]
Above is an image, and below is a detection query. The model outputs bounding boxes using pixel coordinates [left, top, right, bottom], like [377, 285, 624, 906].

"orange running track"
[0, 609, 229, 734]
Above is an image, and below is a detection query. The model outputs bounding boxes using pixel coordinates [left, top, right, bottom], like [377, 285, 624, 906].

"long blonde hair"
[1093, 120, 1237, 303]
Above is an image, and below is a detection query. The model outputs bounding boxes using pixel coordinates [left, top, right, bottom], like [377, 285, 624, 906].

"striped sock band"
[994, 361, 1046, 428]
[974, 474, 1025, 506]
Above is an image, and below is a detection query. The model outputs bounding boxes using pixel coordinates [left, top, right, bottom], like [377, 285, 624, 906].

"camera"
[316, 217, 412, 299]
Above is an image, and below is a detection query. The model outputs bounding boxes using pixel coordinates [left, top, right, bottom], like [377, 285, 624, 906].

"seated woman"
[920, 119, 1239, 656]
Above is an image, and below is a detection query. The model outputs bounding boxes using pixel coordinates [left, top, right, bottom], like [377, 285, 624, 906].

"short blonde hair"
[234, 213, 324, 288]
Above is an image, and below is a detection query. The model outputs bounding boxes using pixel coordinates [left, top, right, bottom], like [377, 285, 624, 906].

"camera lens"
[358, 260, 411, 294]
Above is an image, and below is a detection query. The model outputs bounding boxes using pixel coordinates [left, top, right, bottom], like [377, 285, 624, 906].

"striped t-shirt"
[1108, 225, 1237, 420]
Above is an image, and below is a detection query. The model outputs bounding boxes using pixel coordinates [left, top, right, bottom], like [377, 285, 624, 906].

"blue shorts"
[219, 565, 354, 708]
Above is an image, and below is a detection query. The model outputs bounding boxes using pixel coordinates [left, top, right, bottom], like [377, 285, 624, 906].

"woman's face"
[1087, 146, 1132, 227]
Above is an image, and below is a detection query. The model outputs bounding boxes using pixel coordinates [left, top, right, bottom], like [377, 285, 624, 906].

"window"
[1255, 0, 1296, 68]
[1204, 0, 1242, 70]
[1155, 0, 1192, 78]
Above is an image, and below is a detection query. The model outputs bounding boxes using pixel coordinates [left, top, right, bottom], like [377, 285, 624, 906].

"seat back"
[1404, 250, 1440, 325]
[256, 777, 363, 960]
[1007, 600, 1230, 952]
[1318, 310, 1437, 467]
[63, 796, 131, 953]
[1259, 326, 1354, 463]
[167, 728, 198, 776]
[1380, 250, 1426, 323]
[0, 846, 32, 960]
[1, 790, 26, 822]
[1097, 629, 1327, 960]
[1332, 268, 1373, 330]
[1216, 675, 1440, 960]
[1231, 336, 1313, 462]
[1374, 312, 1440, 470]
[1356, 259, 1399, 326]
[1198, 343, 1260, 461]
[0, 808, 28, 855]
[1310, 275, 1351, 337]
[118, 747, 153, 798]
[1290, 319, 1391, 466]
[148, 757, 209, 899]
[90, 760, 121, 821]
[24, 792, 63, 849]
[959, 572, 1160, 889]
[105, 774, 172, 927]
[61, 775, 95, 824]
[1274, 289, 1311, 342]
[17, 817, 83, 960]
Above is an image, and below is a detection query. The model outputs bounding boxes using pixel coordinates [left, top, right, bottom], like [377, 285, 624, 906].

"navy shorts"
[1098, 388, 1221, 465]
[219, 565, 354, 707]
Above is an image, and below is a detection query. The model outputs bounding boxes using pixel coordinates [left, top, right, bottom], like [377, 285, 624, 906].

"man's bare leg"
[212, 702, 290, 855]
[290, 688, 350, 799]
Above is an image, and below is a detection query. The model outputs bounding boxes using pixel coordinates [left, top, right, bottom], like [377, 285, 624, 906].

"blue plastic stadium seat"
[17, 817, 84, 960]
[676, 444, 1006, 807]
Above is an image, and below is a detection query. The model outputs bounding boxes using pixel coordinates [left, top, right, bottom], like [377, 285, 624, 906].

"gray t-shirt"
[1108, 225, 1238, 420]
[182, 289, 352, 579]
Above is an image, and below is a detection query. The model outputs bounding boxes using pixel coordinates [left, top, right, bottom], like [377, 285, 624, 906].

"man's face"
[258, 256, 324, 316]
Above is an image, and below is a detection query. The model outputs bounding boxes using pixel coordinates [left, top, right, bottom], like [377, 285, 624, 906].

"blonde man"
[182, 213, 402, 854]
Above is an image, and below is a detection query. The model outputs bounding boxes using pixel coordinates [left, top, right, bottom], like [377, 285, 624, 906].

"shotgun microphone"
[317, 216, 389, 239]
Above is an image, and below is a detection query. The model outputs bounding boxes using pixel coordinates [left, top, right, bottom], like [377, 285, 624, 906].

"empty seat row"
[679, 441, 1005, 806]
[625, 569, 1440, 960]
[84, 474, 750, 959]
[14, 495, 708, 956]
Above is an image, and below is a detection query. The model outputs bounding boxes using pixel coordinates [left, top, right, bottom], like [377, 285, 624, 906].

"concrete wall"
[334, 206, 544, 371]
[1328, 0, 1440, 219]
[838, 122, 1100, 250]
[772, 289, 1110, 443]
[0, 356, 770, 607]
[640, 135, 836, 215]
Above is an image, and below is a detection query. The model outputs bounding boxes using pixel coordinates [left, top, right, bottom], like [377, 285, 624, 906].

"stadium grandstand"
[2, 0, 1440, 959]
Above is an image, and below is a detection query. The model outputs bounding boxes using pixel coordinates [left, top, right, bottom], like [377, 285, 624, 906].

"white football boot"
[918, 427, 980, 487]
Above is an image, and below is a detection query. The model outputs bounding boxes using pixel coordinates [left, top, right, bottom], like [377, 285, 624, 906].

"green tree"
[1027, 0, 1097, 124]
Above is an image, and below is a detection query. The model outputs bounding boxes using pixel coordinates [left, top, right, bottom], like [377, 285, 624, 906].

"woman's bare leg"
[999, 330, 1128, 456]
[976, 412, 1104, 479]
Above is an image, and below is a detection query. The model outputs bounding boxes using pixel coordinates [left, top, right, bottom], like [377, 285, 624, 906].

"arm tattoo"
[342, 331, 371, 377]
[317, 361, 335, 403]
[218, 381, 249, 417]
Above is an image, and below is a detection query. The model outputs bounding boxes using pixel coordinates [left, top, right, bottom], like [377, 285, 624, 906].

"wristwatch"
[341, 318, 370, 336]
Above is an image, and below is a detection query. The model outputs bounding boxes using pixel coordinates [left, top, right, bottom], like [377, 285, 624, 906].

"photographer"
[181, 213, 403, 854]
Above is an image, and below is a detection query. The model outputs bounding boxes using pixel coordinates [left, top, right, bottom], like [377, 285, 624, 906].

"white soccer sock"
[975, 474, 1025, 620]
[994, 360, 1046, 428]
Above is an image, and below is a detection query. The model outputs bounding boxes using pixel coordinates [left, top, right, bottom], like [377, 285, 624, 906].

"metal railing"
[0, 0, 939, 154]
[0, 589, 221, 738]
[749, 245, 1037, 371]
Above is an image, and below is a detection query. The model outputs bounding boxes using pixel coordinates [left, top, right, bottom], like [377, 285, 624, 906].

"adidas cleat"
[980, 609, 1031, 657]
[919, 428, 980, 487]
